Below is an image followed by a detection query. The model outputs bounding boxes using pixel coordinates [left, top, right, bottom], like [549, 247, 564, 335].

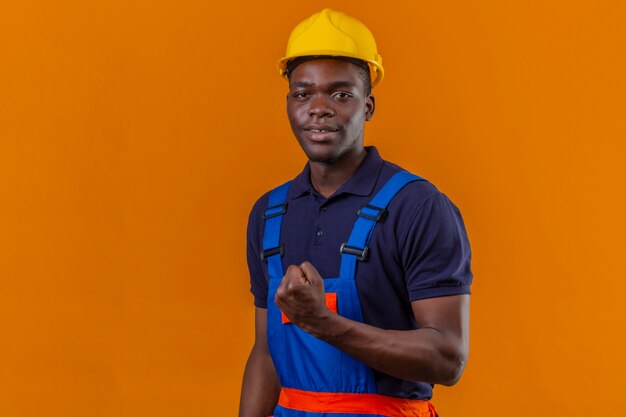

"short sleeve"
[401, 192, 473, 301]
[246, 196, 270, 308]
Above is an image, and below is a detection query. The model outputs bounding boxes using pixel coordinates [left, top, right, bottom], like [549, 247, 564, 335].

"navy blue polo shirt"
[246, 146, 472, 400]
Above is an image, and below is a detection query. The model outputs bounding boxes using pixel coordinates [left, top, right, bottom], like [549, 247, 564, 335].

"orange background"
[1, 1, 625, 416]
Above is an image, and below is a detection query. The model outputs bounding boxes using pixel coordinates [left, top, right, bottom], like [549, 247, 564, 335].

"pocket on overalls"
[279, 292, 342, 391]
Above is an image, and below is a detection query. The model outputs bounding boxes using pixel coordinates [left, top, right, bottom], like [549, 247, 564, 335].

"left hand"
[274, 261, 329, 330]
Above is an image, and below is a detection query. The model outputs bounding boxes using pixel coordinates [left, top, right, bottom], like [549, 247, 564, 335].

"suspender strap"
[278, 388, 437, 417]
[339, 171, 424, 281]
[262, 181, 291, 279]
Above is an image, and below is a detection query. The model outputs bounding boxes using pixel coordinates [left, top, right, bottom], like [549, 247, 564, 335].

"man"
[239, 9, 472, 417]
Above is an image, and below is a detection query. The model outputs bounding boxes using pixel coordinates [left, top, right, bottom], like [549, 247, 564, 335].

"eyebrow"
[293, 81, 315, 88]
[292, 80, 356, 89]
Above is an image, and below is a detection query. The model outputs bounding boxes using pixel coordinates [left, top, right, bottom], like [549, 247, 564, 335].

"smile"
[307, 129, 337, 133]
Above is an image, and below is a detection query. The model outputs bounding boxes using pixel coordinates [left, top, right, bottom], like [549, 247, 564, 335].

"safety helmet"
[278, 8, 384, 87]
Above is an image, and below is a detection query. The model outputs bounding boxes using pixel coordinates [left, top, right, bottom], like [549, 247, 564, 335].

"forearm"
[239, 344, 281, 417]
[300, 312, 467, 385]
[275, 263, 470, 386]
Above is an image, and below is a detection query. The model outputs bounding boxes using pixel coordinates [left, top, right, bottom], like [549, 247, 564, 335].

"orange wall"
[1, 1, 625, 416]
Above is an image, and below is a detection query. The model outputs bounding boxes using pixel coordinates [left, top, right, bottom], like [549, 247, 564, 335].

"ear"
[365, 94, 376, 121]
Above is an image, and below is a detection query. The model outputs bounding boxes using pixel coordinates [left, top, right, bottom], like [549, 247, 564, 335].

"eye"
[333, 92, 353, 100]
[292, 91, 309, 100]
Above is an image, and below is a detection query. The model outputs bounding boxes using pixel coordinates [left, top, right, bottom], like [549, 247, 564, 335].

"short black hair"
[286, 56, 372, 96]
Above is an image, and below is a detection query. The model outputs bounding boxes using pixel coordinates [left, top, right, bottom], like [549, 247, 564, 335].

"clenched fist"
[274, 261, 331, 332]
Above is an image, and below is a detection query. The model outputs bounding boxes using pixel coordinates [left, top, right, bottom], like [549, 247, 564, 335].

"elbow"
[439, 358, 466, 386]
[437, 347, 468, 386]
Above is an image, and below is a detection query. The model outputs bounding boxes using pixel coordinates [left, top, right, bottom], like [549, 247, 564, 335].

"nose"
[308, 95, 334, 118]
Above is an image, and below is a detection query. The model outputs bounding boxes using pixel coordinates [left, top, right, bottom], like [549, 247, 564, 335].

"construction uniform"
[247, 147, 473, 416]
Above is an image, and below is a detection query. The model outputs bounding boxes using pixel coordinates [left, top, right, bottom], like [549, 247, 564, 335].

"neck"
[309, 147, 367, 198]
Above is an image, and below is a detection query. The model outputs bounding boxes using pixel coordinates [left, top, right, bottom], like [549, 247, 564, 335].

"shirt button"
[320, 206, 327, 212]
[316, 230, 323, 236]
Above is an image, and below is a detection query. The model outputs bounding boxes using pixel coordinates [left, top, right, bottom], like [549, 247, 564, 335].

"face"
[286, 59, 375, 164]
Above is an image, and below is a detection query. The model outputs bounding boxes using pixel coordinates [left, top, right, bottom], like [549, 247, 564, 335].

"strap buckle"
[356, 204, 387, 222]
[340, 242, 369, 261]
[263, 203, 288, 220]
[261, 244, 284, 261]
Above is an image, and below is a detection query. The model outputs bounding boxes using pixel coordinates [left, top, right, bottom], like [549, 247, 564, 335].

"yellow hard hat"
[278, 8, 384, 87]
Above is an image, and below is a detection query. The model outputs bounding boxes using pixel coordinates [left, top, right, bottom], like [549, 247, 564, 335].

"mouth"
[303, 127, 339, 142]
[304, 127, 339, 133]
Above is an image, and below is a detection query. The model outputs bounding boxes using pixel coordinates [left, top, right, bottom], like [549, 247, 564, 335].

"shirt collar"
[288, 146, 384, 199]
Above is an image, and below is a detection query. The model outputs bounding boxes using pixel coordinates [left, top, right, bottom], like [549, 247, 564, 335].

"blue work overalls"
[261, 171, 437, 417]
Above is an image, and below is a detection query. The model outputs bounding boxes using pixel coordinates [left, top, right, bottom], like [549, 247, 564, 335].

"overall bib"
[261, 171, 437, 417]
